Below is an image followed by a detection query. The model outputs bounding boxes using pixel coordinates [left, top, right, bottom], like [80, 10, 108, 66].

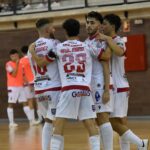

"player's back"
[30, 37, 61, 91]
[20, 56, 34, 83]
[56, 40, 92, 91]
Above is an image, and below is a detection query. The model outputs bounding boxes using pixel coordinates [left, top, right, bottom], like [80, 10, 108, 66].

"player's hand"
[48, 50, 57, 59]
[96, 33, 111, 41]
[16, 59, 19, 64]
[102, 90, 110, 104]
[15, 58, 19, 65]
[29, 43, 35, 55]
[29, 84, 34, 92]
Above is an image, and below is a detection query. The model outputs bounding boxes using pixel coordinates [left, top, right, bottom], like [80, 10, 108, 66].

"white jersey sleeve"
[114, 36, 126, 53]
[86, 43, 104, 60]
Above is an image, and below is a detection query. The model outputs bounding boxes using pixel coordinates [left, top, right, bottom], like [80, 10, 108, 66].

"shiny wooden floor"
[0, 120, 150, 150]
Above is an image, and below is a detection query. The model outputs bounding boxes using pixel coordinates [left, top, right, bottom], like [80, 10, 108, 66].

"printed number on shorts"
[33, 65, 47, 75]
[62, 53, 86, 73]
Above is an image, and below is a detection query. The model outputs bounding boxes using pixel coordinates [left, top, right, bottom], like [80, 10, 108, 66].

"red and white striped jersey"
[49, 39, 103, 91]
[28, 37, 61, 93]
[111, 36, 129, 91]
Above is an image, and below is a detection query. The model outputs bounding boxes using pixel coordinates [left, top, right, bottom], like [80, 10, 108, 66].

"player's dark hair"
[85, 11, 103, 23]
[104, 14, 121, 32]
[62, 18, 80, 37]
[9, 49, 18, 55]
[36, 18, 51, 29]
[21, 45, 28, 54]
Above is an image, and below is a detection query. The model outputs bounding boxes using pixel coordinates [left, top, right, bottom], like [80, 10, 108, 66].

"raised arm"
[6, 60, 19, 77]
[97, 33, 124, 56]
[100, 47, 111, 61]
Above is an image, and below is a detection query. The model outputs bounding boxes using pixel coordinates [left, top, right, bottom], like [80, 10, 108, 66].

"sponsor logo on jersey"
[51, 108, 56, 115]
[72, 90, 90, 97]
[37, 95, 51, 102]
[95, 91, 101, 102]
[98, 105, 101, 110]
[67, 73, 85, 77]
[92, 105, 96, 112]
[97, 83, 101, 88]
[35, 75, 51, 82]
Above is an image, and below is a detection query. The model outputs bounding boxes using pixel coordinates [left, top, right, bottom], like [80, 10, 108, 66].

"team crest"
[95, 91, 101, 102]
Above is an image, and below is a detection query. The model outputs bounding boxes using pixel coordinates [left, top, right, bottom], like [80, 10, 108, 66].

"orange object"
[20, 56, 34, 84]
[6, 61, 24, 87]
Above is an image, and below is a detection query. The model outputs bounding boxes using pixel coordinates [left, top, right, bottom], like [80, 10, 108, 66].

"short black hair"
[63, 18, 80, 37]
[36, 18, 51, 29]
[104, 14, 121, 32]
[9, 49, 18, 55]
[21, 45, 28, 54]
[86, 11, 103, 23]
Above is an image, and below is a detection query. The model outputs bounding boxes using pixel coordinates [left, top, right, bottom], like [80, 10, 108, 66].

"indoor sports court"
[0, 0, 150, 150]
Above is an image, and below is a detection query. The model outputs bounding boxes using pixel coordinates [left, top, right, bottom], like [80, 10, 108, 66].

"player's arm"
[97, 33, 124, 56]
[11, 60, 19, 77]
[101, 61, 110, 104]
[28, 43, 55, 67]
[100, 47, 111, 61]
[6, 60, 19, 77]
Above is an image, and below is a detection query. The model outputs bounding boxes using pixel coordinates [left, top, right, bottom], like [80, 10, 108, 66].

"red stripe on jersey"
[98, 49, 104, 60]
[61, 85, 90, 92]
[117, 87, 129, 93]
[45, 55, 55, 62]
[29, 83, 34, 86]
[89, 33, 99, 40]
[35, 87, 61, 94]
[112, 36, 117, 39]
[103, 84, 113, 90]
[109, 84, 113, 89]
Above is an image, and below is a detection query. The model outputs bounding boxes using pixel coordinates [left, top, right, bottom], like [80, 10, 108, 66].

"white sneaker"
[9, 123, 18, 128]
[35, 3, 45, 9]
[138, 139, 149, 150]
[51, 2, 60, 8]
[22, 4, 32, 10]
[30, 120, 41, 126]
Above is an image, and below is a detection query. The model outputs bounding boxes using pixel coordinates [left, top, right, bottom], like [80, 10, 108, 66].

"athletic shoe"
[22, 4, 31, 10]
[35, 3, 45, 9]
[51, 2, 60, 8]
[9, 123, 18, 128]
[30, 120, 41, 126]
[138, 139, 149, 150]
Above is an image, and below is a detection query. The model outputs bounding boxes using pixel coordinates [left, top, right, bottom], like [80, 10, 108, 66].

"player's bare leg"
[110, 117, 149, 150]
[96, 112, 113, 150]
[83, 119, 100, 150]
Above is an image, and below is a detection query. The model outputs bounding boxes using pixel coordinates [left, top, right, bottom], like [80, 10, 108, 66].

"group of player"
[6, 45, 42, 127]
[6, 10, 149, 150]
